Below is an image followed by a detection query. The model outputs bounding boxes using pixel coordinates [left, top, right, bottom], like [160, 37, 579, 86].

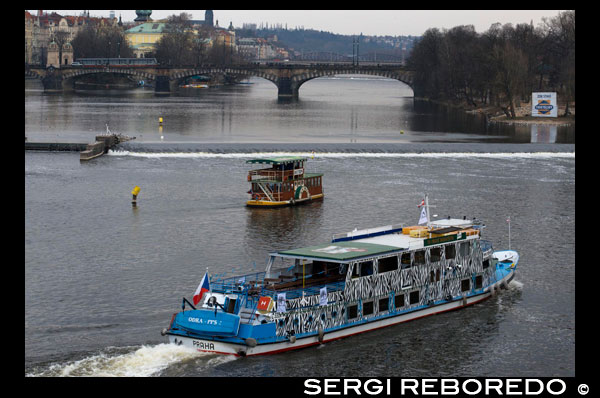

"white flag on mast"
[418, 206, 428, 225]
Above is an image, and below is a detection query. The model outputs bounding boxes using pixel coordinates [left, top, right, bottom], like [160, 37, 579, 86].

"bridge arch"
[168, 67, 281, 87]
[61, 68, 156, 83]
[288, 68, 414, 98]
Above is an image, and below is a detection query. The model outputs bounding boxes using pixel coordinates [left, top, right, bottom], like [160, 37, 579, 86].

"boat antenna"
[507, 216, 511, 250]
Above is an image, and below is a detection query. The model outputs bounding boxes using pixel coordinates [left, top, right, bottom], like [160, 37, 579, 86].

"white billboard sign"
[531, 92, 558, 117]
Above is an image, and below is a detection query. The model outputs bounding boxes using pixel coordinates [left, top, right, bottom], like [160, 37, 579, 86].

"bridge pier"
[154, 76, 171, 96]
[41, 74, 63, 92]
[276, 77, 298, 99]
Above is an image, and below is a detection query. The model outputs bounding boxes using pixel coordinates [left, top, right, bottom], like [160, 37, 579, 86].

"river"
[25, 76, 575, 377]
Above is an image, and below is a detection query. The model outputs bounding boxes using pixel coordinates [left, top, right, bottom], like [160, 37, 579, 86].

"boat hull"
[167, 269, 514, 357]
[246, 193, 324, 208]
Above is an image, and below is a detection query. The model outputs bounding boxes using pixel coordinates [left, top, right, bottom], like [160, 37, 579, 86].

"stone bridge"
[25, 63, 416, 98]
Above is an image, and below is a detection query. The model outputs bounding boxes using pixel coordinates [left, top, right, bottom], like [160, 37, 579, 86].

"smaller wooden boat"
[246, 156, 324, 207]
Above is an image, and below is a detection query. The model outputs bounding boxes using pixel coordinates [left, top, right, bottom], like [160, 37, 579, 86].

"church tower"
[205, 10, 214, 27]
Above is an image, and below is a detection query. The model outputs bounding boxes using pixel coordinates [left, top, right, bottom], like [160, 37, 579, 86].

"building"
[123, 10, 236, 59]
[236, 37, 288, 61]
[124, 21, 166, 58]
[25, 10, 117, 66]
[47, 41, 73, 67]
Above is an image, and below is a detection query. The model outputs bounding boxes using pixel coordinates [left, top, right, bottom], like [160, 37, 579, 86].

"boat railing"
[261, 280, 346, 302]
[249, 168, 300, 182]
[211, 271, 266, 294]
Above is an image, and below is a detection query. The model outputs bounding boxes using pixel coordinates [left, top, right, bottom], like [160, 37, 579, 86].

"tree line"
[407, 11, 574, 117]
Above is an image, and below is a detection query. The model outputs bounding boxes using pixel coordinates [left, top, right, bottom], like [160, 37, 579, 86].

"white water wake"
[26, 343, 234, 377]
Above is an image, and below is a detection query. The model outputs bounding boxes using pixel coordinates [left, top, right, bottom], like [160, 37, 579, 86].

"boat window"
[430, 247, 441, 262]
[475, 275, 483, 289]
[378, 296, 389, 312]
[353, 260, 373, 278]
[459, 241, 470, 257]
[409, 290, 419, 305]
[430, 270, 435, 283]
[436, 269, 440, 282]
[400, 253, 411, 269]
[414, 250, 426, 265]
[445, 244, 456, 259]
[347, 304, 358, 320]
[461, 278, 471, 292]
[377, 256, 398, 273]
[482, 259, 490, 269]
[394, 293, 404, 309]
[363, 300, 374, 316]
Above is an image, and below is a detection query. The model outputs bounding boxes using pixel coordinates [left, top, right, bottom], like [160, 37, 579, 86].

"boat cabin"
[246, 156, 324, 207]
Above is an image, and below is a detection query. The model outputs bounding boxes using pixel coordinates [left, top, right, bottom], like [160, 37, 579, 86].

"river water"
[25, 76, 575, 377]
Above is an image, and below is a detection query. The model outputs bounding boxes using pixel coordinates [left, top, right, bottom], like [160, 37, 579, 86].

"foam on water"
[108, 150, 574, 160]
[26, 343, 230, 377]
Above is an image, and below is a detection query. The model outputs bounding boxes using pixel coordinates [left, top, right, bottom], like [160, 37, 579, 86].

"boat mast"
[425, 193, 431, 228]
[507, 216, 511, 250]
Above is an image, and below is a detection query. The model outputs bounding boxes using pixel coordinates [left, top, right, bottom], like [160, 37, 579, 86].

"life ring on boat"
[247, 175, 251, 181]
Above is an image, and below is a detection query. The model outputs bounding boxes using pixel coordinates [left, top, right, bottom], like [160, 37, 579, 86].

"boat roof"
[274, 218, 477, 263]
[246, 156, 307, 165]
[275, 241, 401, 262]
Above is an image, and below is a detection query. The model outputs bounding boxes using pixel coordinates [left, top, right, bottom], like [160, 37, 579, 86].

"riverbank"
[470, 103, 575, 127]
[418, 97, 575, 127]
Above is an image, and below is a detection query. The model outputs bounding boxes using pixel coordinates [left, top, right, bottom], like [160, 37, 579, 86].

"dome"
[135, 10, 152, 22]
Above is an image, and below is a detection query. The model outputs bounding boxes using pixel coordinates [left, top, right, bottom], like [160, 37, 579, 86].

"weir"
[25, 130, 135, 161]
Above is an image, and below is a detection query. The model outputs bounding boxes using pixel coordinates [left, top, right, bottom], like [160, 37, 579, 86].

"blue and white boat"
[162, 196, 518, 356]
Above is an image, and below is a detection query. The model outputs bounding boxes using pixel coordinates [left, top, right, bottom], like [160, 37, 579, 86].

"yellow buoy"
[159, 117, 163, 124]
[131, 186, 140, 207]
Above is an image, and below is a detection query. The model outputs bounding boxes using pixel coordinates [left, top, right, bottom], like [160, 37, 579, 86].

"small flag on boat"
[193, 271, 210, 306]
[417, 199, 425, 208]
[418, 206, 428, 225]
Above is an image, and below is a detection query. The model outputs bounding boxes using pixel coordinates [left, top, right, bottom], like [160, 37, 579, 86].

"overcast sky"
[33, 10, 566, 36]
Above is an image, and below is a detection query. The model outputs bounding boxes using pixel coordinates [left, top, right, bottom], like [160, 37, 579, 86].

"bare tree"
[71, 24, 133, 59]
[155, 13, 195, 66]
[492, 41, 529, 118]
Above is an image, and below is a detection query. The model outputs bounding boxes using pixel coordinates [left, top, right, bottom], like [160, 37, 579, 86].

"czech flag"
[193, 271, 210, 306]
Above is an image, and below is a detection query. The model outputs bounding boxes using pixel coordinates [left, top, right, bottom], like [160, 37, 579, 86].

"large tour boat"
[162, 196, 518, 356]
[245, 156, 324, 207]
